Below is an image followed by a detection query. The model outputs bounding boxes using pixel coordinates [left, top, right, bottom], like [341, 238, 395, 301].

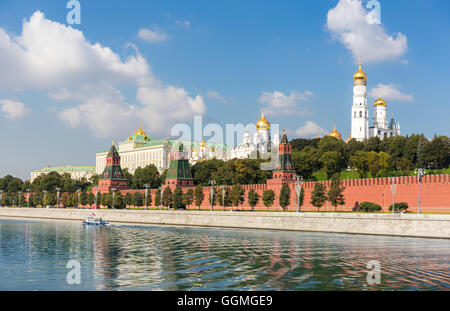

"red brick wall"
[111, 174, 450, 213]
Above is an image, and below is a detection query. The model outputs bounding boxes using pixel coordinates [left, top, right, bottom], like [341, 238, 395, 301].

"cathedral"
[229, 110, 280, 159]
[331, 61, 401, 142]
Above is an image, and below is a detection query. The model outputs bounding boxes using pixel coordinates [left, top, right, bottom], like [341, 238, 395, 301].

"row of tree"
[291, 134, 449, 180]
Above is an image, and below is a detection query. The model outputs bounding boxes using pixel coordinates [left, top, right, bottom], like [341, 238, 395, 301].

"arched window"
[359, 111, 362, 117]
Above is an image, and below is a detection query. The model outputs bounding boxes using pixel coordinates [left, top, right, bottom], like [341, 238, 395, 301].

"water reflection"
[0, 219, 449, 290]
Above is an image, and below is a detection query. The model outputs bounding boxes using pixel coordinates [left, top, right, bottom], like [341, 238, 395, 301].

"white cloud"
[176, 20, 191, 28]
[369, 83, 414, 102]
[138, 26, 168, 43]
[258, 90, 313, 116]
[206, 90, 226, 103]
[288, 121, 328, 139]
[0, 11, 204, 138]
[326, 0, 407, 63]
[0, 99, 30, 119]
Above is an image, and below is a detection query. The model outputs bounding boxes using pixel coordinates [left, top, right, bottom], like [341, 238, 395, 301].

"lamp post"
[76, 189, 81, 208]
[0, 190, 3, 207]
[144, 184, 150, 210]
[390, 177, 397, 214]
[295, 175, 303, 213]
[42, 190, 47, 208]
[18, 191, 22, 207]
[415, 168, 425, 215]
[56, 187, 61, 209]
[95, 190, 98, 209]
[209, 180, 216, 211]
[221, 185, 226, 211]
[158, 186, 163, 210]
[27, 188, 31, 208]
[111, 188, 117, 209]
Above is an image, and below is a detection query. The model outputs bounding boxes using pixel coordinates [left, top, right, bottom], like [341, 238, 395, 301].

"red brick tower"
[97, 142, 128, 193]
[165, 143, 194, 189]
[267, 129, 296, 187]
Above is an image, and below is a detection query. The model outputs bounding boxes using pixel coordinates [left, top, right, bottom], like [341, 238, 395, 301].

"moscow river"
[0, 218, 449, 290]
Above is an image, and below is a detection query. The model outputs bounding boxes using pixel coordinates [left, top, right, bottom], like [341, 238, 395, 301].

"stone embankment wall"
[1, 208, 449, 239]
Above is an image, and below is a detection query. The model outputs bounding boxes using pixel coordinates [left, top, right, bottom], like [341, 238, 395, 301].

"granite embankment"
[0, 208, 449, 239]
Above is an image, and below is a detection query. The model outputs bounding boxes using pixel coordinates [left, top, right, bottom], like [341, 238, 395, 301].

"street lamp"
[295, 175, 303, 212]
[209, 180, 216, 211]
[390, 177, 397, 214]
[55, 187, 61, 209]
[415, 168, 425, 215]
[18, 191, 22, 207]
[220, 185, 226, 211]
[0, 190, 3, 207]
[76, 189, 81, 208]
[111, 188, 117, 209]
[42, 190, 47, 208]
[144, 184, 150, 210]
[27, 188, 31, 208]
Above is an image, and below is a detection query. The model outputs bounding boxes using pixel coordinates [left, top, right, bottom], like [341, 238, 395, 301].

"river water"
[0, 218, 448, 290]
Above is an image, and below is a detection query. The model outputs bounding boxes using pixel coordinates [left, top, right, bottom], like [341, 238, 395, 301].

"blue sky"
[0, 0, 449, 179]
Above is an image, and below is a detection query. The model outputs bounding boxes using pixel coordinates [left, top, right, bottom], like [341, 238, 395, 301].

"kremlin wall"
[93, 130, 450, 214]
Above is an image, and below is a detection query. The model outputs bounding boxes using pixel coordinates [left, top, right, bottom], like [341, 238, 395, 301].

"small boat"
[83, 212, 109, 226]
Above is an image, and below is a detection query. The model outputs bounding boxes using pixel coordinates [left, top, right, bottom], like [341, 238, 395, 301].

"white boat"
[83, 212, 109, 226]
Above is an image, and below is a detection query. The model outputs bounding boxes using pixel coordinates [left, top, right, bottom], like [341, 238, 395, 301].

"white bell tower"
[351, 60, 369, 141]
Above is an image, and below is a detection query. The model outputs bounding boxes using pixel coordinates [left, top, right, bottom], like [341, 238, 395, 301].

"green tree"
[319, 151, 342, 179]
[262, 190, 275, 211]
[311, 182, 327, 212]
[182, 189, 194, 208]
[377, 152, 391, 177]
[101, 192, 112, 208]
[122, 168, 133, 187]
[162, 187, 173, 208]
[366, 151, 380, 177]
[172, 187, 184, 210]
[327, 173, 345, 212]
[229, 184, 245, 210]
[132, 165, 161, 189]
[279, 184, 291, 211]
[247, 189, 259, 211]
[87, 192, 95, 206]
[154, 189, 162, 208]
[194, 185, 204, 210]
[124, 192, 133, 207]
[350, 150, 368, 178]
[89, 174, 100, 187]
[132, 192, 143, 207]
[113, 191, 125, 209]
[80, 191, 88, 206]
[292, 147, 319, 180]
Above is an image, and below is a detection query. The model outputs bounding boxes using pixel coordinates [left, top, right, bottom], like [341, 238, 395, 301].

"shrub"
[389, 202, 409, 212]
[359, 201, 382, 212]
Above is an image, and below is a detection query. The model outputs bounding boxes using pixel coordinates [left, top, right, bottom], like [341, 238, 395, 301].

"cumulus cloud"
[0, 99, 30, 119]
[176, 20, 191, 28]
[258, 90, 313, 116]
[138, 26, 168, 43]
[206, 90, 226, 103]
[369, 83, 414, 102]
[0, 11, 204, 138]
[288, 121, 328, 139]
[326, 0, 408, 63]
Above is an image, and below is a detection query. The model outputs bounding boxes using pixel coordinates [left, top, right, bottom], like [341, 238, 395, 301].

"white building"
[229, 111, 280, 159]
[30, 165, 96, 182]
[95, 124, 229, 175]
[348, 61, 400, 142]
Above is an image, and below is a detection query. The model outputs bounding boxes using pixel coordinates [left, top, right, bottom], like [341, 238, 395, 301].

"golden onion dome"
[134, 122, 146, 136]
[374, 96, 387, 107]
[256, 110, 270, 131]
[329, 122, 342, 140]
[200, 137, 206, 148]
[353, 60, 367, 81]
[345, 136, 352, 144]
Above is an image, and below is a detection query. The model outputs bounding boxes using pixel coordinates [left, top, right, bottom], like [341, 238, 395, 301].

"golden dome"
[256, 110, 270, 131]
[134, 122, 146, 136]
[329, 122, 342, 140]
[345, 136, 352, 144]
[200, 137, 206, 148]
[353, 60, 367, 81]
[374, 96, 387, 107]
